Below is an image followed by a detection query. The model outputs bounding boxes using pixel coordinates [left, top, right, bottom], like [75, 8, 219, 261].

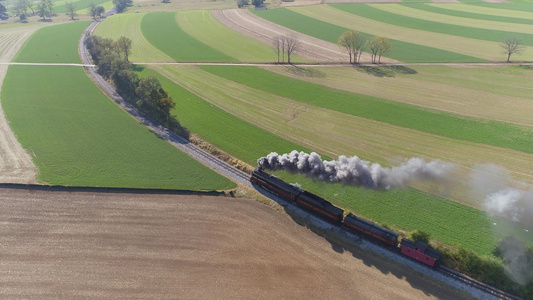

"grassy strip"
[252, 7, 482, 63]
[142, 66, 311, 164]
[92, 13, 172, 62]
[199, 65, 533, 154]
[145, 65, 532, 254]
[53, 0, 110, 14]
[1, 66, 234, 190]
[335, 4, 533, 46]
[14, 21, 90, 63]
[429, 3, 533, 19]
[175, 10, 290, 63]
[471, 2, 533, 12]
[413, 3, 533, 24]
[373, 4, 533, 35]
[140, 12, 236, 62]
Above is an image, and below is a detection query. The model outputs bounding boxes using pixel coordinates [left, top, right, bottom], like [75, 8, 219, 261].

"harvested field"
[213, 9, 358, 63]
[0, 188, 472, 299]
[0, 24, 41, 184]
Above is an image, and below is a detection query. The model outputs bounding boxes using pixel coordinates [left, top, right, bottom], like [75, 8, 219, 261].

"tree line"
[337, 30, 391, 64]
[85, 35, 188, 138]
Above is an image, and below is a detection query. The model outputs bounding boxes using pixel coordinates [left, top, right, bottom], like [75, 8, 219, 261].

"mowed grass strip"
[175, 10, 279, 62]
[14, 21, 91, 63]
[415, 3, 533, 24]
[263, 65, 533, 127]
[141, 12, 236, 62]
[252, 7, 482, 63]
[147, 64, 533, 254]
[431, 3, 533, 19]
[372, 4, 533, 35]
[294, 5, 498, 61]
[200, 65, 533, 155]
[93, 13, 172, 63]
[1, 66, 235, 190]
[141, 66, 312, 165]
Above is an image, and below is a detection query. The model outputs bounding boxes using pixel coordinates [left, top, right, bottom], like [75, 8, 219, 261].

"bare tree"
[501, 37, 524, 63]
[272, 35, 282, 63]
[284, 33, 300, 64]
[65, 1, 76, 20]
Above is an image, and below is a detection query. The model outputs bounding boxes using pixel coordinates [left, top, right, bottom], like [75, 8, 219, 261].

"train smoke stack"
[257, 151, 453, 190]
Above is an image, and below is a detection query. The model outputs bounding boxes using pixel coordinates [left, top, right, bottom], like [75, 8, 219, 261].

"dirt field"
[0, 25, 40, 184]
[0, 188, 472, 299]
[213, 9, 396, 64]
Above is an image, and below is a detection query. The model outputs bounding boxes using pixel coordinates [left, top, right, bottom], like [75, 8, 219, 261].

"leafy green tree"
[0, 3, 8, 20]
[115, 36, 132, 61]
[19, 13, 27, 22]
[113, 0, 132, 13]
[337, 30, 365, 64]
[251, 0, 263, 7]
[237, 0, 248, 8]
[13, 0, 27, 17]
[65, 1, 76, 20]
[37, 0, 48, 20]
[409, 229, 431, 244]
[365, 36, 391, 63]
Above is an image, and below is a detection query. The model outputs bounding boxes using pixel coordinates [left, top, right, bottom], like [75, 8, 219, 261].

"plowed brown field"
[0, 188, 471, 299]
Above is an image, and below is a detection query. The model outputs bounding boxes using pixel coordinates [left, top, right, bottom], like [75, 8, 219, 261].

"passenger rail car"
[250, 168, 442, 268]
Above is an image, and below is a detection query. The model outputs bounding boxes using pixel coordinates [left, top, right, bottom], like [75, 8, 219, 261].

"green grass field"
[1, 66, 234, 190]
[144, 66, 532, 254]
[252, 7, 483, 62]
[408, 4, 533, 24]
[141, 12, 236, 62]
[14, 21, 91, 63]
[199, 65, 533, 155]
[53, 0, 111, 14]
[93, 13, 172, 62]
[175, 10, 297, 63]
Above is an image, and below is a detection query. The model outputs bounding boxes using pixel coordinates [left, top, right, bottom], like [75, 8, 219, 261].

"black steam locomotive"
[251, 168, 442, 267]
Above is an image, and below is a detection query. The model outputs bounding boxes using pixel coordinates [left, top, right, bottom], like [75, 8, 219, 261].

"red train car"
[400, 238, 442, 267]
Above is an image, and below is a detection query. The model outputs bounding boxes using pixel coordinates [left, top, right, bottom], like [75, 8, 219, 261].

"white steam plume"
[257, 151, 454, 190]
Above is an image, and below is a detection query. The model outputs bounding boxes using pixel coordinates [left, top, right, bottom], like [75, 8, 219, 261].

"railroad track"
[78, 17, 250, 186]
[438, 266, 522, 300]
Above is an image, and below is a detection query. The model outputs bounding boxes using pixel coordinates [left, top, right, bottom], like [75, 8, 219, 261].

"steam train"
[250, 168, 442, 267]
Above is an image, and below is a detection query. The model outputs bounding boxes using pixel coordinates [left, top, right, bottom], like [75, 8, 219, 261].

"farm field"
[294, 5, 533, 61]
[14, 21, 91, 63]
[53, 0, 112, 14]
[0, 188, 469, 300]
[92, 13, 172, 63]
[1, 22, 234, 190]
[262, 65, 533, 126]
[200, 65, 533, 156]
[252, 7, 484, 63]
[0, 23, 43, 184]
[141, 12, 236, 62]
[148, 64, 533, 254]
[409, 3, 533, 23]
[175, 10, 298, 63]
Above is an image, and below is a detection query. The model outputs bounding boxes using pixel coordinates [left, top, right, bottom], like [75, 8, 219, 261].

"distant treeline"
[85, 35, 188, 138]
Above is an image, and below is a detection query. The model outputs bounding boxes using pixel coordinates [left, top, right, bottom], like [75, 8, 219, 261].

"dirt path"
[0, 188, 472, 299]
[0, 25, 40, 184]
[213, 9, 398, 64]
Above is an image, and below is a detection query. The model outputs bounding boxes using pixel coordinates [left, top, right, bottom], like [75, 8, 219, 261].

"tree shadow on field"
[355, 65, 417, 78]
[284, 65, 326, 78]
[132, 64, 145, 72]
[518, 65, 533, 71]
[251, 184, 471, 300]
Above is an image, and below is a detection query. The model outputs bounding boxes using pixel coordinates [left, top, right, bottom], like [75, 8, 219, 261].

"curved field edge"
[199, 65, 533, 155]
[92, 13, 173, 63]
[14, 21, 91, 63]
[143, 65, 532, 255]
[141, 12, 236, 62]
[2, 65, 235, 190]
[176, 10, 280, 63]
[251, 7, 483, 63]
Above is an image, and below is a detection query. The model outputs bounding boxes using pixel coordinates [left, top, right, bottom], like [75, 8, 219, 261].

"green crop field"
[199, 65, 533, 155]
[53, 0, 111, 14]
[143, 66, 533, 255]
[293, 5, 532, 61]
[252, 7, 483, 62]
[93, 13, 172, 62]
[14, 21, 91, 63]
[141, 12, 236, 62]
[262, 65, 533, 127]
[408, 4, 533, 24]
[175, 10, 298, 63]
[1, 66, 234, 190]
[427, 3, 533, 19]
[142, 66, 311, 165]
